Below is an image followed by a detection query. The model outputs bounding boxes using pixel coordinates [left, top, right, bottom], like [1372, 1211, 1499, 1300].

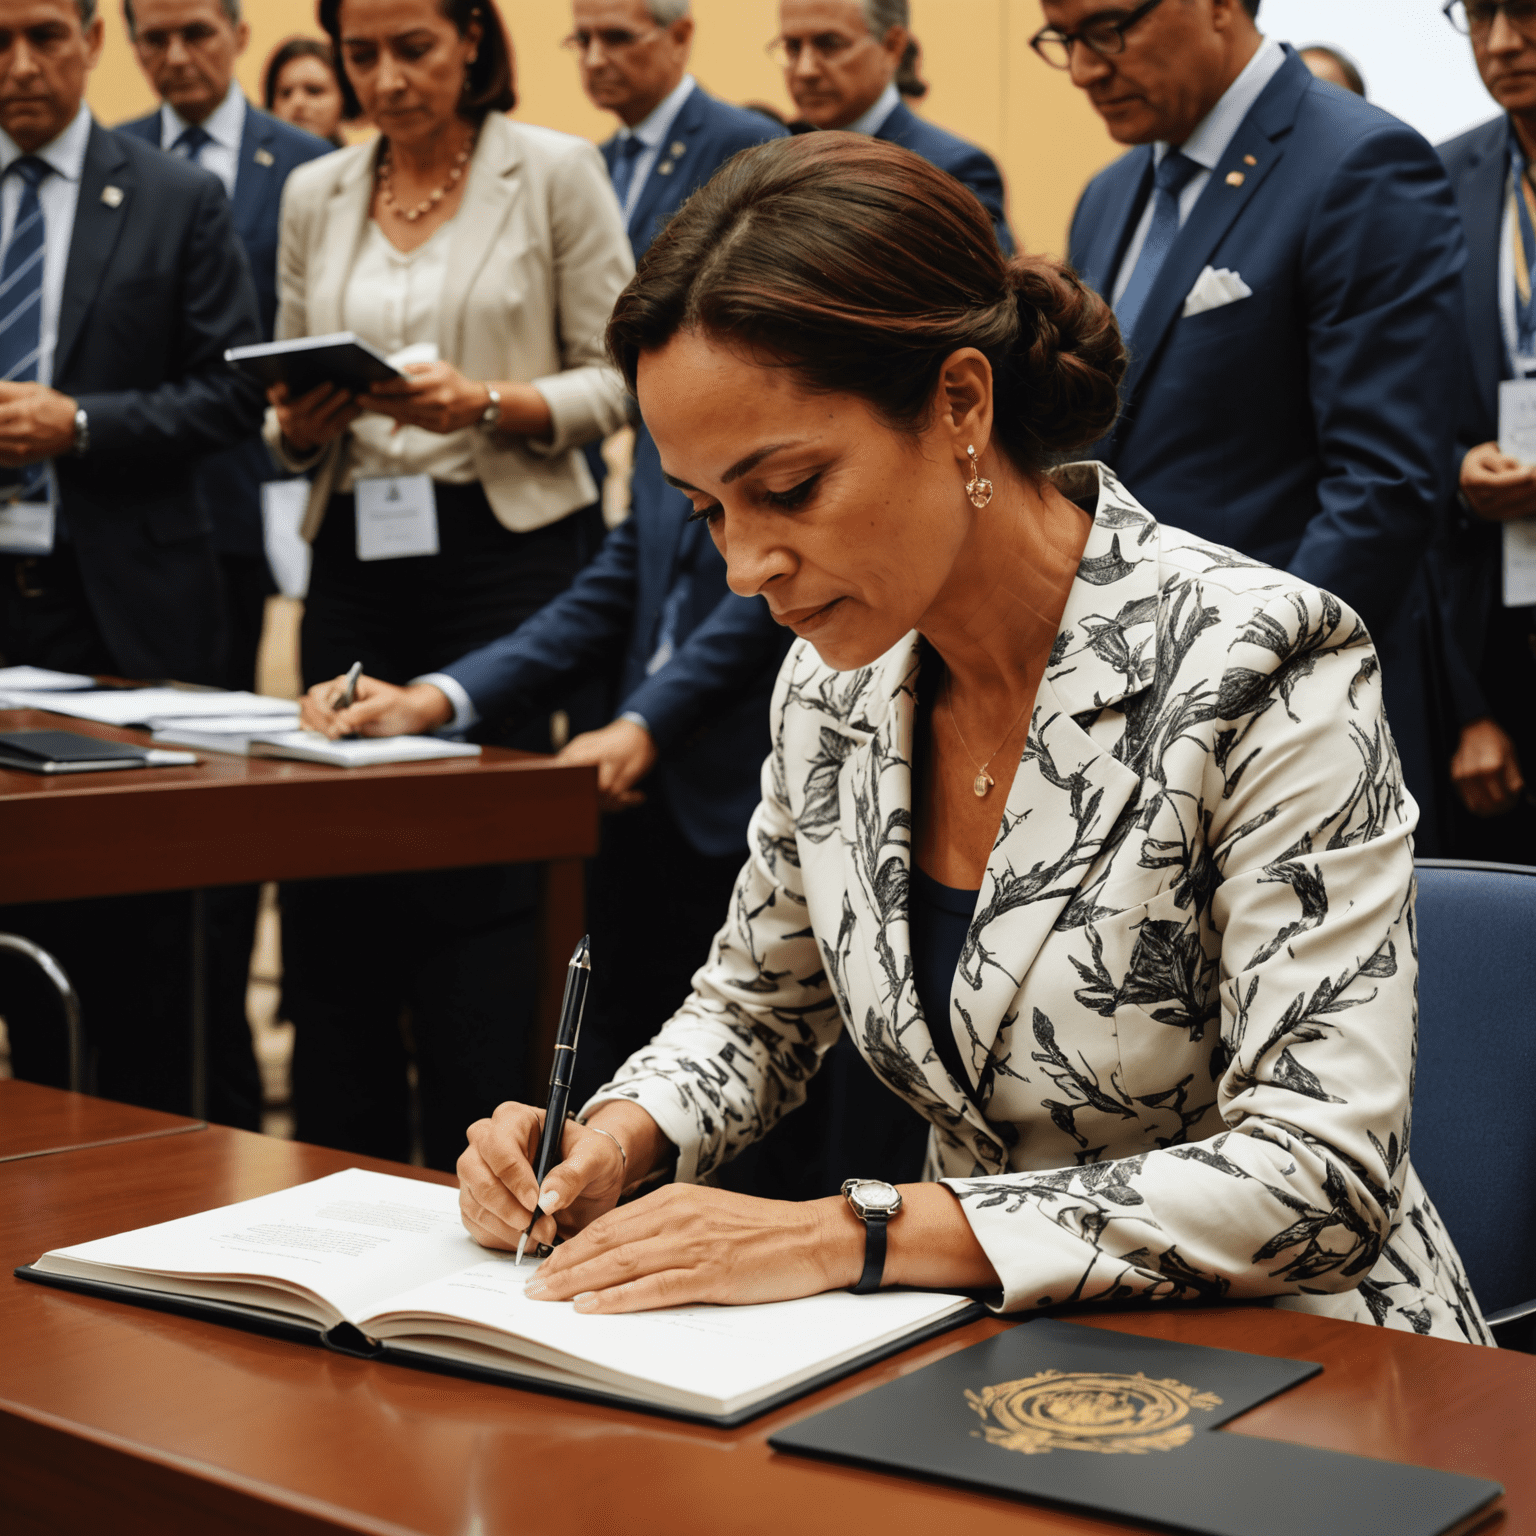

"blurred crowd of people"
[0, 0, 1529, 1184]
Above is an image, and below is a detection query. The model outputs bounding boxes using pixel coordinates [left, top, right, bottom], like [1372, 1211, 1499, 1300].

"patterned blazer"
[592, 466, 1488, 1345]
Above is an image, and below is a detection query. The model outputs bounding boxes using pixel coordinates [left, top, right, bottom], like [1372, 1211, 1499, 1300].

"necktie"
[172, 122, 212, 164]
[609, 133, 646, 218]
[0, 155, 53, 502]
[1114, 150, 1202, 339]
[1509, 141, 1536, 369]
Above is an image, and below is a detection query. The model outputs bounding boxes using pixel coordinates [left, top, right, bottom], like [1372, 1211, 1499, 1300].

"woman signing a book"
[458, 135, 1489, 1345]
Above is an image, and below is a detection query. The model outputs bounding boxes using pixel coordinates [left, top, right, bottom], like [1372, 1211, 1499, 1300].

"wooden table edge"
[0, 1121, 208, 1165]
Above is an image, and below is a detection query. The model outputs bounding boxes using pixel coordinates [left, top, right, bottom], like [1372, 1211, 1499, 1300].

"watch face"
[847, 1179, 902, 1216]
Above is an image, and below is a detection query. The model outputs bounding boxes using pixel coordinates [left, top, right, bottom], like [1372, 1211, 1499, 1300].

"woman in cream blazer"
[265, 0, 632, 1172]
[456, 136, 1489, 1346]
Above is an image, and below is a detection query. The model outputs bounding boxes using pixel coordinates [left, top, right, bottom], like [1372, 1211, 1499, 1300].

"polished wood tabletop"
[0, 1079, 204, 1163]
[0, 707, 599, 903]
[1, 1096, 1531, 1536]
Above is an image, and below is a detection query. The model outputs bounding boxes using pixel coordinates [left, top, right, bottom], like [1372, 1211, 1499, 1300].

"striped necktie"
[0, 155, 53, 502]
[609, 133, 646, 218]
[172, 122, 212, 164]
[1115, 150, 1202, 339]
[1510, 140, 1536, 368]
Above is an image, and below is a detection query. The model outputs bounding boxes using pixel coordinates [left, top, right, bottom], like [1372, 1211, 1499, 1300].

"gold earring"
[964, 445, 993, 509]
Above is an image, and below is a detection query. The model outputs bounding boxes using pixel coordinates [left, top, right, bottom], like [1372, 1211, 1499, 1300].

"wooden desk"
[0, 707, 598, 1107]
[0, 1079, 204, 1163]
[2, 1098, 1531, 1536]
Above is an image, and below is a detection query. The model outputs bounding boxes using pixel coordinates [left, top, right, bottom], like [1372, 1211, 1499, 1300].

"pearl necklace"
[377, 130, 476, 223]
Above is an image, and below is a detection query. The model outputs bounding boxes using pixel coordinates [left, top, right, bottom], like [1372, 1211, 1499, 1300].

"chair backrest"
[1411, 860, 1536, 1317]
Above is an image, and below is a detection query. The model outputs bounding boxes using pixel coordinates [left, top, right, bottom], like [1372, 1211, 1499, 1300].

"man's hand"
[1451, 716, 1526, 817]
[299, 674, 454, 739]
[0, 382, 77, 465]
[556, 718, 658, 811]
[1460, 442, 1536, 522]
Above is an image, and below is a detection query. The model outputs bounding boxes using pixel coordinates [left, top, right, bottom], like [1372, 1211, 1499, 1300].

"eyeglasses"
[559, 26, 664, 56]
[1445, 0, 1536, 33]
[135, 22, 225, 54]
[766, 31, 865, 68]
[1030, 0, 1169, 69]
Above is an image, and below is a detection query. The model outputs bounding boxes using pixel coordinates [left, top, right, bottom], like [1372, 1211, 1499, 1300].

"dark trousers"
[284, 486, 603, 1171]
[572, 792, 747, 1109]
[0, 547, 261, 1124]
[219, 550, 276, 694]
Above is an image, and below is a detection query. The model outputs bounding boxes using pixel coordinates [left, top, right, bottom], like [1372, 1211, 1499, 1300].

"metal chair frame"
[0, 933, 83, 1093]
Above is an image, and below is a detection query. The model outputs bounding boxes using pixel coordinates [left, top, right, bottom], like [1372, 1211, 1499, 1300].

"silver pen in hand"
[331, 660, 363, 713]
[516, 934, 592, 1265]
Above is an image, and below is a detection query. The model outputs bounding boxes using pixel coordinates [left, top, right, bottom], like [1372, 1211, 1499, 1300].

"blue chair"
[1412, 860, 1536, 1350]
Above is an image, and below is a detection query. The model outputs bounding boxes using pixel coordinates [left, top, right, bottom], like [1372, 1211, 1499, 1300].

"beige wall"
[85, 0, 1119, 257]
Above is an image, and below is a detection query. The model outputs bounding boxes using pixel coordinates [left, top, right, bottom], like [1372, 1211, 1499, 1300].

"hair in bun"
[607, 133, 1125, 479]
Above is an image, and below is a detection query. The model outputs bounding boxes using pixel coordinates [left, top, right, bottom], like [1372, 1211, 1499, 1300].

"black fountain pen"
[515, 934, 592, 1266]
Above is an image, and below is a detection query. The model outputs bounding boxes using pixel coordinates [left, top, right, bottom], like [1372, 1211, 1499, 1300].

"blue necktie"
[609, 134, 646, 218]
[0, 155, 53, 503]
[172, 122, 211, 164]
[1115, 150, 1202, 339]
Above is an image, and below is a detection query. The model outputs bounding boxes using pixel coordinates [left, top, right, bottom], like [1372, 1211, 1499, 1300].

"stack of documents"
[0, 686, 299, 730]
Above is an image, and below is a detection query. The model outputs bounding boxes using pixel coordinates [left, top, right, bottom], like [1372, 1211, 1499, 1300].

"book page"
[366, 1256, 971, 1416]
[37, 1169, 479, 1327]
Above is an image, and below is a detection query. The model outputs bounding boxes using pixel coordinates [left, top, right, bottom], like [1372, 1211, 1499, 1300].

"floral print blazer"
[591, 466, 1488, 1345]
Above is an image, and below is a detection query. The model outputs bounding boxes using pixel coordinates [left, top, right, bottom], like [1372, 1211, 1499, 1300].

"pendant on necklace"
[973, 770, 995, 798]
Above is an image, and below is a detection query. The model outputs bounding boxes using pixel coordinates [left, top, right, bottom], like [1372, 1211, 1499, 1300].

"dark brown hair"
[607, 135, 1123, 481]
[319, 0, 516, 121]
[263, 36, 351, 115]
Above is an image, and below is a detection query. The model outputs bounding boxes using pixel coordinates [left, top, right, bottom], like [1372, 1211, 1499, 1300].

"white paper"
[0, 501, 54, 554]
[0, 666, 95, 691]
[355, 474, 438, 562]
[0, 688, 300, 725]
[1498, 378, 1536, 466]
[1504, 518, 1536, 607]
[261, 479, 312, 600]
[248, 731, 480, 767]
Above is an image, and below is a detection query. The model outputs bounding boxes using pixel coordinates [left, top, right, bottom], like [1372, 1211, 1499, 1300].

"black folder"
[224, 332, 403, 395]
[0, 730, 168, 774]
[769, 1317, 1502, 1536]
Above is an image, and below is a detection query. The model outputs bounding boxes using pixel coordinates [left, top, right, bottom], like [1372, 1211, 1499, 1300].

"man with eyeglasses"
[1430, 0, 1536, 864]
[1053, 0, 1466, 852]
[774, 0, 1014, 253]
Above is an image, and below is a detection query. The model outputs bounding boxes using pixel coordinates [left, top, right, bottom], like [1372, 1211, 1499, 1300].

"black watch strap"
[852, 1212, 889, 1294]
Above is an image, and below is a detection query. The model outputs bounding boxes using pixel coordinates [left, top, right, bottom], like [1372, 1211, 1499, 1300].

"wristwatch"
[842, 1178, 903, 1295]
[478, 385, 502, 429]
[72, 406, 89, 457]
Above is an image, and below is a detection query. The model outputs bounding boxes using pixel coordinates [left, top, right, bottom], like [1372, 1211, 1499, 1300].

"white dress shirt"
[1111, 38, 1286, 305]
[0, 102, 93, 390]
[160, 79, 245, 198]
[845, 81, 900, 137]
[612, 73, 696, 223]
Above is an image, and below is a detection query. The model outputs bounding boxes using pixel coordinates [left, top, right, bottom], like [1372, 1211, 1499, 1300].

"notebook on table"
[225, 332, 404, 395]
[17, 1168, 980, 1426]
[246, 733, 481, 767]
[0, 730, 196, 774]
[770, 1317, 1502, 1536]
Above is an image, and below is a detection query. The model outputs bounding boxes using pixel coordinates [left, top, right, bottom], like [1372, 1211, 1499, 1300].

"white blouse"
[339, 219, 478, 490]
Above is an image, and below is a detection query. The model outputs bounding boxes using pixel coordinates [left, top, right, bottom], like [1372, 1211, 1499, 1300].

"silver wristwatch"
[478, 385, 502, 429]
[843, 1178, 903, 1295]
[72, 406, 89, 457]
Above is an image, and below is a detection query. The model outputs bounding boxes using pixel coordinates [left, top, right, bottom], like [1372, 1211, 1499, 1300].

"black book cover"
[770, 1317, 1501, 1536]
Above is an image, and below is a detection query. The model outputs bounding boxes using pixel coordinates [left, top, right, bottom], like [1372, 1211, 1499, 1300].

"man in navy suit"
[1434, 0, 1536, 866]
[1058, 0, 1465, 850]
[117, 0, 329, 693]
[776, 0, 1015, 253]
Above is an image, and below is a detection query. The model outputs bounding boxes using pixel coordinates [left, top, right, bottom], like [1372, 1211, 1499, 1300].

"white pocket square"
[1182, 265, 1253, 318]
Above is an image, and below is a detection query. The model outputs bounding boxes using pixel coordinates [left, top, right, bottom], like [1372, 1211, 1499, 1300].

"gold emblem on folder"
[966, 1370, 1223, 1456]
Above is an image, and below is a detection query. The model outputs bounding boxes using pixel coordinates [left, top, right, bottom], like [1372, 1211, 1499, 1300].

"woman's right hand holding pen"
[269, 380, 362, 454]
[299, 674, 454, 738]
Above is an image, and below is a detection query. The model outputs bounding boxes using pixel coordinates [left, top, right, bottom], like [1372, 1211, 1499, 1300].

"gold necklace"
[944, 678, 1033, 799]
[377, 129, 476, 223]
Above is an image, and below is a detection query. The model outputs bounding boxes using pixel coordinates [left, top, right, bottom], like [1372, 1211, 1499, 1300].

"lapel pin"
[254, 147, 275, 167]
[1243, 154, 1257, 166]
[100, 185, 124, 207]
[656, 161, 674, 175]
[1225, 171, 1245, 187]
[669, 141, 686, 157]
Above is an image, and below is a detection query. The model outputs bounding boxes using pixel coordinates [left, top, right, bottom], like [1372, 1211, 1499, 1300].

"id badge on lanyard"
[355, 474, 438, 561]
[0, 497, 54, 555]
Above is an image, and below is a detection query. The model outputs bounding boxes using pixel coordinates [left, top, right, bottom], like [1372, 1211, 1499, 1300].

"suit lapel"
[229, 104, 277, 245]
[1118, 52, 1310, 414]
[307, 145, 376, 336]
[1458, 120, 1510, 423]
[625, 85, 706, 251]
[55, 123, 132, 381]
[439, 115, 521, 361]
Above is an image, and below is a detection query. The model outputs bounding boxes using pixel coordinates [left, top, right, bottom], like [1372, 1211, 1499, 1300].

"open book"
[20, 1169, 978, 1425]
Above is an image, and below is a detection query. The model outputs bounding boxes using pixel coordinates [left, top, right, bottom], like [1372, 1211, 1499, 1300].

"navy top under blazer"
[118, 103, 331, 559]
[1437, 113, 1522, 728]
[874, 99, 1016, 256]
[443, 88, 791, 860]
[1068, 47, 1465, 644]
[50, 121, 264, 681]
